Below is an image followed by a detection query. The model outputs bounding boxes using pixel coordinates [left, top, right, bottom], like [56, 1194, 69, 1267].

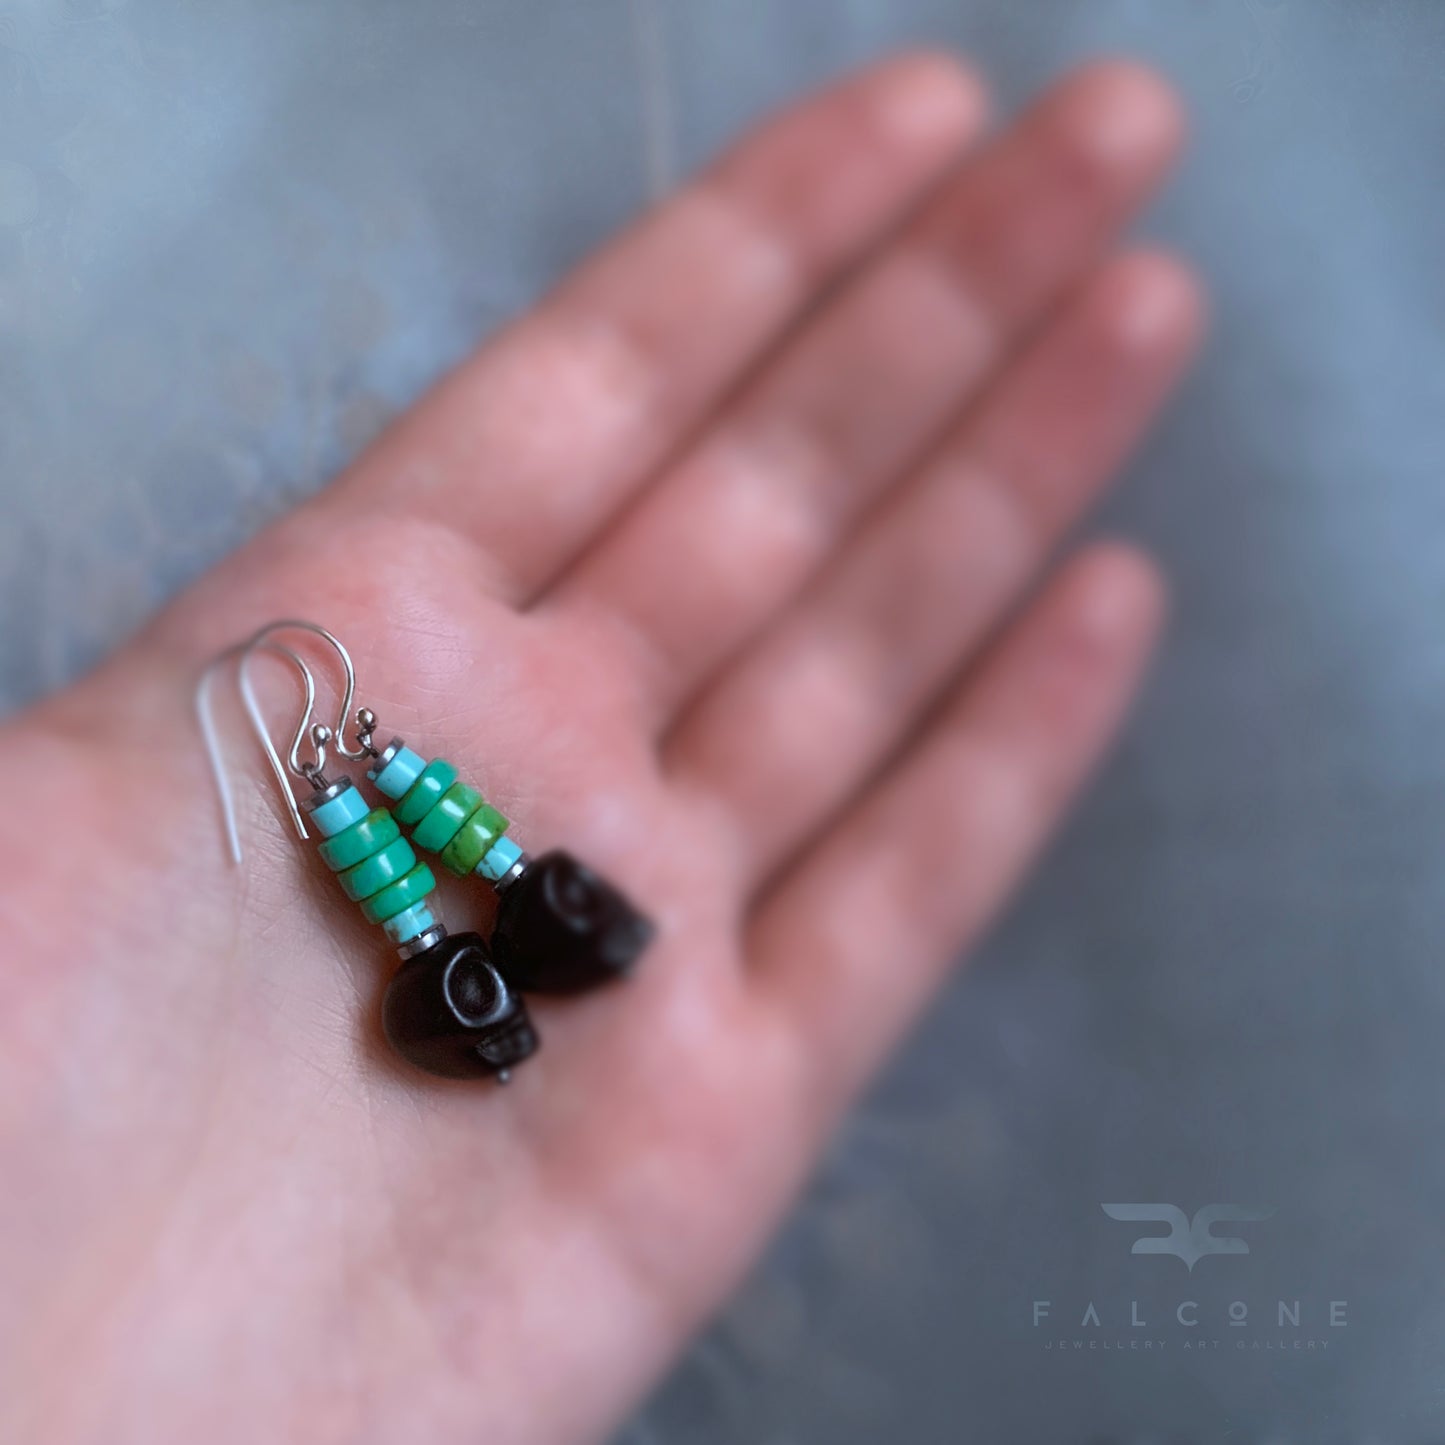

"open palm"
[0, 55, 1200, 1445]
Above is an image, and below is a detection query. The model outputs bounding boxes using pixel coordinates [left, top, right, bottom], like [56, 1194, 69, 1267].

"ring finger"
[665, 249, 1202, 889]
[543, 62, 1183, 728]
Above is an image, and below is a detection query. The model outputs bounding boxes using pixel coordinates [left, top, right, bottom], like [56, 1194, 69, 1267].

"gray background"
[3, 1, 1442, 1440]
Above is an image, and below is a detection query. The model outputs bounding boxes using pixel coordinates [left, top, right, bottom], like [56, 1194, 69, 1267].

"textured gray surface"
[5, 2, 1444, 1440]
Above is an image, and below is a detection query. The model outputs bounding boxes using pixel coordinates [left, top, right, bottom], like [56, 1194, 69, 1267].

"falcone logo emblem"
[1100, 1204, 1276, 1272]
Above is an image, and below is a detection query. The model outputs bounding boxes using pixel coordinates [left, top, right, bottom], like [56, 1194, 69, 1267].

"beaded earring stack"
[198, 620, 654, 1082]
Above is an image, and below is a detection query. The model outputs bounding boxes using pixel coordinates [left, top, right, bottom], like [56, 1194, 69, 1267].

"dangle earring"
[360, 737, 655, 995]
[197, 623, 539, 1082]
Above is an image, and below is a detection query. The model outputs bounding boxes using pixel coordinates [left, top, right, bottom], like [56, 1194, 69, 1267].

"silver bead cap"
[396, 923, 448, 961]
[299, 776, 355, 814]
[489, 853, 531, 893]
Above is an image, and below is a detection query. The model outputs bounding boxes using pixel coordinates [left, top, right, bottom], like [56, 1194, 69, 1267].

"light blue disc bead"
[309, 784, 371, 838]
[370, 745, 427, 799]
[475, 835, 524, 882]
[383, 901, 438, 945]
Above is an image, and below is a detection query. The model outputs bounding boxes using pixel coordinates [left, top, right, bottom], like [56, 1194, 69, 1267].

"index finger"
[330, 53, 987, 602]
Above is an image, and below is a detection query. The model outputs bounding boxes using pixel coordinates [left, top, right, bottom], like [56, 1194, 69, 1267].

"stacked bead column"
[365, 736, 654, 996]
[302, 776, 441, 951]
[366, 740, 524, 887]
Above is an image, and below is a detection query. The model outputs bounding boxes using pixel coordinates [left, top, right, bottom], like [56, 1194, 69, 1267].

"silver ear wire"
[196, 617, 381, 866]
[196, 652, 246, 867]
[243, 618, 377, 764]
[197, 640, 320, 865]
[238, 642, 322, 848]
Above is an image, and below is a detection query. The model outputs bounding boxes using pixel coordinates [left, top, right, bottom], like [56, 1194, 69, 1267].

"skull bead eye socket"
[542, 856, 608, 931]
[599, 912, 656, 968]
[381, 931, 537, 1080]
[490, 850, 655, 994]
[444, 946, 507, 1027]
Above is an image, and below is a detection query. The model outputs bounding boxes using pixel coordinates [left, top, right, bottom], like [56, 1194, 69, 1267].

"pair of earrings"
[197, 619, 653, 1082]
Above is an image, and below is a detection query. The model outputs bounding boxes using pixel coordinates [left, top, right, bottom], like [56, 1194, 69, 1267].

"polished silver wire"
[242, 618, 375, 773]
[196, 641, 317, 864]
[195, 618, 379, 865]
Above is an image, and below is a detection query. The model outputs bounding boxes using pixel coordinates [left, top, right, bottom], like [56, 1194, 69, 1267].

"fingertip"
[1067, 541, 1169, 650]
[1097, 248, 1209, 356]
[1046, 58, 1186, 177]
[861, 49, 991, 152]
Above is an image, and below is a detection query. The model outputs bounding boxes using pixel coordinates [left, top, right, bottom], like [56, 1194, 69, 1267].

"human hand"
[0, 54, 1200, 1445]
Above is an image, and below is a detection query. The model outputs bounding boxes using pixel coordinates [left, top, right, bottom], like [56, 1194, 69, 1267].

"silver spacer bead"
[299, 775, 354, 813]
[396, 923, 448, 961]
[491, 852, 531, 894]
[367, 736, 407, 782]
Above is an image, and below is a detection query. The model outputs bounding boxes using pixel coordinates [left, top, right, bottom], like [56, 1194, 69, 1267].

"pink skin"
[0, 54, 1202, 1445]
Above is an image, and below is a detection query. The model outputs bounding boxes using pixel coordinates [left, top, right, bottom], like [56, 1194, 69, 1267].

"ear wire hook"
[197, 618, 383, 865]
[238, 641, 321, 848]
[242, 618, 378, 767]
[196, 640, 322, 865]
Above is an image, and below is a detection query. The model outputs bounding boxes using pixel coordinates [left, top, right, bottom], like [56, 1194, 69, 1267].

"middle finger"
[541, 62, 1183, 728]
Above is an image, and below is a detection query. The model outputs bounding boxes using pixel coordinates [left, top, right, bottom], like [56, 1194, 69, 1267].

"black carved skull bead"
[491, 851, 655, 994]
[382, 931, 538, 1078]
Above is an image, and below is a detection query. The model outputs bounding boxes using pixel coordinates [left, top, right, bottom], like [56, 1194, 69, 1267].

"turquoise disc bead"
[318, 809, 400, 873]
[370, 745, 427, 800]
[439, 802, 508, 877]
[360, 862, 437, 924]
[382, 901, 439, 945]
[309, 783, 370, 838]
[412, 781, 482, 853]
[395, 759, 457, 827]
[476, 835, 524, 882]
[339, 836, 418, 902]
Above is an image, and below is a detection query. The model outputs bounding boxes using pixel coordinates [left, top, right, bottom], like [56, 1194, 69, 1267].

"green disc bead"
[439, 802, 510, 878]
[360, 862, 438, 924]
[395, 759, 458, 827]
[412, 781, 483, 853]
[339, 836, 418, 902]
[317, 808, 400, 873]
